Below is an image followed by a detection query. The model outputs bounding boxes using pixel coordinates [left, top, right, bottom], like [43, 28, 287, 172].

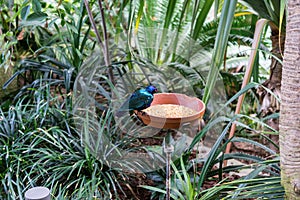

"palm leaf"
[202, 0, 238, 104]
[192, 0, 214, 40]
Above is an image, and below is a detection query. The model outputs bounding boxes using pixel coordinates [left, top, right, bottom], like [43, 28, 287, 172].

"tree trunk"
[280, 1, 300, 199]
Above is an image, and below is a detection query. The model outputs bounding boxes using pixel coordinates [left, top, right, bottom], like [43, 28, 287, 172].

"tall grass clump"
[0, 86, 133, 199]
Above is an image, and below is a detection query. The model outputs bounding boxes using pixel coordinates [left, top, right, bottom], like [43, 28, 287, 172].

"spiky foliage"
[0, 86, 130, 199]
[141, 82, 283, 199]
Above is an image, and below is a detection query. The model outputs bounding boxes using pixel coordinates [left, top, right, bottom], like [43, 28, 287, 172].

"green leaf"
[197, 115, 238, 189]
[32, 0, 41, 12]
[67, 23, 78, 34]
[21, 12, 48, 26]
[189, 116, 232, 150]
[140, 185, 180, 199]
[278, 0, 286, 34]
[202, 0, 238, 104]
[263, 0, 278, 23]
[231, 165, 269, 198]
[134, 0, 144, 32]
[240, 0, 272, 21]
[163, 0, 177, 29]
[192, 0, 214, 40]
[21, 5, 30, 20]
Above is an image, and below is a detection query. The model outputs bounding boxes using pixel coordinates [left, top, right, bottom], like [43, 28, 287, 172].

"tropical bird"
[116, 85, 158, 117]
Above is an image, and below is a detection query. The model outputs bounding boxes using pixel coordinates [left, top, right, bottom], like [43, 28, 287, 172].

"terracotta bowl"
[136, 93, 205, 129]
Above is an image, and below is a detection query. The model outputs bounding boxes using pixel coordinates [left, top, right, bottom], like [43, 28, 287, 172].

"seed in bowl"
[143, 104, 197, 118]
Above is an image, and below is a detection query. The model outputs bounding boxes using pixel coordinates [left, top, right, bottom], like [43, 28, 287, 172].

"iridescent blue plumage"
[117, 85, 158, 116]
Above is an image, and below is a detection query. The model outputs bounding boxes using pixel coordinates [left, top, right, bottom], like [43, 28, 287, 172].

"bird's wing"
[128, 90, 153, 110]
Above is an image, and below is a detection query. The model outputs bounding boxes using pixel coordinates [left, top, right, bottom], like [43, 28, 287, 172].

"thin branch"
[84, 0, 115, 85]
[83, 0, 105, 51]
[98, 0, 110, 66]
[98, 0, 114, 84]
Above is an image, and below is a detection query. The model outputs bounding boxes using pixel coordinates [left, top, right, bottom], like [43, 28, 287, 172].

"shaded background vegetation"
[0, 0, 285, 199]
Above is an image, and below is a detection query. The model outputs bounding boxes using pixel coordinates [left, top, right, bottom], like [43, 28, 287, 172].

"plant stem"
[164, 130, 174, 200]
[83, 0, 104, 50]
[98, 0, 115, 84]
[84, 0, 115, 85]
[224, 19, 269, 166]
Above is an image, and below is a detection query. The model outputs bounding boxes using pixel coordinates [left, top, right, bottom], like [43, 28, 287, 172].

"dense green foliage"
[0, 0, 284, 199]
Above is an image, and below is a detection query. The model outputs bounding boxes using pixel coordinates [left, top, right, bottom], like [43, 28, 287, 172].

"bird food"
[143, 104, 197, 118]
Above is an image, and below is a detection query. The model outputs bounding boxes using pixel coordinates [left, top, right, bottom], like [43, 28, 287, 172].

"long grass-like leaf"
[189, 116, 232, 150]
[197, 115, 238, 190]
[192, 0, 214, 40]
[140, 185, 179, 199]
[203, 0, 237, 104]
[134, 0, 144, 33]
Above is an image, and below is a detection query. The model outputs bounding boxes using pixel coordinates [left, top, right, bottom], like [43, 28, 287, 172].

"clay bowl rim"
[136, 93, 206, 121]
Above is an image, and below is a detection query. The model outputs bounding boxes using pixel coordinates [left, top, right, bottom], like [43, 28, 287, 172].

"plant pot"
[136, 93, 205, 129]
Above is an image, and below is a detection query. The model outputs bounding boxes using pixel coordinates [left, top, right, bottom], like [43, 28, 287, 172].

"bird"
[116, 85, 158, 117]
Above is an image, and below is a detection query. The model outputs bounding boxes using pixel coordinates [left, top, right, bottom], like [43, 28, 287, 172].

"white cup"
[24, 186, 50, 200]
